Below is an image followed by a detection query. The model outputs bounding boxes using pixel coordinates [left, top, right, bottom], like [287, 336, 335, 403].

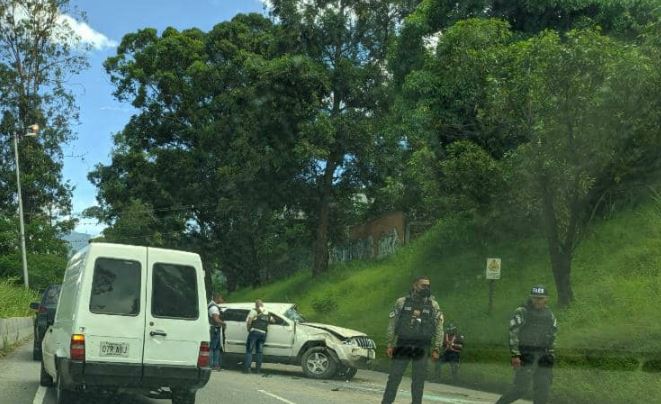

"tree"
[484, 28, 659, 306]
[386, 19, 513, 223]
[89, 14, 325, 291]
[0, 0, 87, 247]
[391, 0, 659, 90]
[271, 0, 411, 275]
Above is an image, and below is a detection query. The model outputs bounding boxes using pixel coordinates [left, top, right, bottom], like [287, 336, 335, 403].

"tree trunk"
[548, 245, 574, 307]
[312, 154, 339, 276]
[539, 173, 575, 307]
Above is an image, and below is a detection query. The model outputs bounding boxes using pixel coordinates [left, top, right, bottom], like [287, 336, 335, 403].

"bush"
[0, 253, 65, 291]
[0, 278, 39, 318]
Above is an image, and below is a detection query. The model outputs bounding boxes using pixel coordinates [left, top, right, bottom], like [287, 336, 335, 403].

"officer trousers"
[496, 351, 554, 404]
[244, 330, 266, 372]
[382, 344, 429, 404]
[210, 326, 223, 369]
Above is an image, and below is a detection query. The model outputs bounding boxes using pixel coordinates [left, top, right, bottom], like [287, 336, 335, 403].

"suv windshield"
[284, 307, 306, 323]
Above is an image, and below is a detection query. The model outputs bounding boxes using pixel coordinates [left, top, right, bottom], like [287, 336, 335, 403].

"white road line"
[257, 389, 297, 404]
[32, 386, 47, 404]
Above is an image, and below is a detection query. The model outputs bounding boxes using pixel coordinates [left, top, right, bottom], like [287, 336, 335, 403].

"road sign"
[486, 258, 501, 280]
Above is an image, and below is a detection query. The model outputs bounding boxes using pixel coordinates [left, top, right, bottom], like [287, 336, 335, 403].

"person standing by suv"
[243, 299, 274, 374]
[208, 293, 225, 371]
[382, 275, 444, 404]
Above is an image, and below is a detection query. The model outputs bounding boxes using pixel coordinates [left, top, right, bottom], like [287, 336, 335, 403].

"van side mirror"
[30, 302, 39, 310]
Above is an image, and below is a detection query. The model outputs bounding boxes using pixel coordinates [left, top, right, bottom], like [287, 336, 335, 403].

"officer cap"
[530, 285, 548, 297]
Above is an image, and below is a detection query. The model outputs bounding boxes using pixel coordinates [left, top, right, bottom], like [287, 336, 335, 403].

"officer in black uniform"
[382, 275, 444, 404]
[496, 285, 558, 404]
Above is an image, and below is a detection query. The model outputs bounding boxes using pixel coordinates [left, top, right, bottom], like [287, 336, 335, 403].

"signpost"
[486, 258, 501, 314]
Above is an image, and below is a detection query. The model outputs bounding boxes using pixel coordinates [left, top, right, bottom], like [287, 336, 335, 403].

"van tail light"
[197, 341, 210, 368]
[70, 334, 85, 362]
[38, 306, 48, 314]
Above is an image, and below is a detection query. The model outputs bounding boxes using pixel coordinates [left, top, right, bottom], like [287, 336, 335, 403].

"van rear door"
[142, 248, 207, 367]
[83, 247, 147, 366]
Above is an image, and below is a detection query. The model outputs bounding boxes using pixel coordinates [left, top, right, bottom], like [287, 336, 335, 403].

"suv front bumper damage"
[332, 345, 376, 369]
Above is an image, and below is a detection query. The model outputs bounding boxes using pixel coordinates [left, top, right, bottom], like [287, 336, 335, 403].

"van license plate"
[100, 342, 129, 357]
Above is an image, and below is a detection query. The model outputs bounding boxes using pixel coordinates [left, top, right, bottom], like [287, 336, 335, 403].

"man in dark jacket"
[496, 285, 558, 404]
[381, 276, 444, 404]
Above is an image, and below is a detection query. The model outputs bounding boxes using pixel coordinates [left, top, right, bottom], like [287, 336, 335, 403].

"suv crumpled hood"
[299, 322, 367, 339]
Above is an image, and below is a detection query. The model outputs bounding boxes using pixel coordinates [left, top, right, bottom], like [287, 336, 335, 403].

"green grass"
[231, 200, 661, 403]
[0, 278, 39, 318]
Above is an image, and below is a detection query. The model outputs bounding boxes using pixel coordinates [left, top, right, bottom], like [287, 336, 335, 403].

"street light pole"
[12, 124, 39, 290]
[13, 132, 29, 289]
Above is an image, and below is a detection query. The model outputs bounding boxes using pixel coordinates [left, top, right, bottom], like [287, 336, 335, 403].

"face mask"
[417, 286, 431, 298]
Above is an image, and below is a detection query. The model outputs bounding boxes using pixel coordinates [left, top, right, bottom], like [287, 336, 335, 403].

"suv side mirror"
[30, 302, 39, 310]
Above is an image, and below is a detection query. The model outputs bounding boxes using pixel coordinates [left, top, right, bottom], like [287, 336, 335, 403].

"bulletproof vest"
[252, 312, 270, 332]
[208, 302, 220, 326]
[518, 304, 554, 349]
[396, 297, 436, 342]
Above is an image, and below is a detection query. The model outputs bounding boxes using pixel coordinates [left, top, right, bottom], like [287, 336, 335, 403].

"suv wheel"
[335, 366, 358, 381]
[39, 360, 53, 387]
[301, 347, 338, 379]
[171, 388, 196, 404]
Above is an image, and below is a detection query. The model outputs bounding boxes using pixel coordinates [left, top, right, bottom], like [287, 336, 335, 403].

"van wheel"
[301, 347, 338, 379]
[40, 360, 53, 387]
[171, 388, 196, 404]
[56, 373, 78, 404]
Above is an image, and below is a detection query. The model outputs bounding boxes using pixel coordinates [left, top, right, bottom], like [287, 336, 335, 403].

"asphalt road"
[1, 339, 528, 404]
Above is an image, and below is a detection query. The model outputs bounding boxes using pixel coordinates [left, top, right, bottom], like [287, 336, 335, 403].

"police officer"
[435, 322, 464, 382]
[496, 285, 558, 404]
[382, 275, 444, 404]
[244, 299, 274, 374]
[207, 293, 225, 371]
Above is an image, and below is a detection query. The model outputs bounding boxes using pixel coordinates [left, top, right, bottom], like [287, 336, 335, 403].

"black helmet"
[446, 322, 457, 332]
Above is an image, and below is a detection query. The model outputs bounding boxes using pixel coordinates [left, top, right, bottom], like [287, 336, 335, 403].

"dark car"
[29, 284, 61, 361]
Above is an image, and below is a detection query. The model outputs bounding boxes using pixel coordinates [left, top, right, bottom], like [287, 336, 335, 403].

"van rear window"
[151, 263, 199, 319]
[89, 258, 141, 316]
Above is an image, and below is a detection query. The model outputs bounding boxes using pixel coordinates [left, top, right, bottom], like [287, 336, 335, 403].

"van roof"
[72, 242, 201, 260]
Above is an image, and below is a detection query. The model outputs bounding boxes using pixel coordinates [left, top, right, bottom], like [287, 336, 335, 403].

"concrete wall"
[0, 317, 33, 350]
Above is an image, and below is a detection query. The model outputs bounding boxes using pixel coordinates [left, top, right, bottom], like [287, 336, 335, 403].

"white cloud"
[99, 106, 133, 113]
[6, 3, 116, 51]
[58, 14, 117, 50]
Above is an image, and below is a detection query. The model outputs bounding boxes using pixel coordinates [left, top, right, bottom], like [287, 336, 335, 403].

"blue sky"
[63, 0, 266, 235]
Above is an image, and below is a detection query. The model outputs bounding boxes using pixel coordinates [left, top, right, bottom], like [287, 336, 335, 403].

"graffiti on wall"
[329, 212, 406, 264]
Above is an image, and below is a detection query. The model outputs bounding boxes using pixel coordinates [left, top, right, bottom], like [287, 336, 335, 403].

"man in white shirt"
[208, 294, 225, 371]
[243, 299, 274, 374]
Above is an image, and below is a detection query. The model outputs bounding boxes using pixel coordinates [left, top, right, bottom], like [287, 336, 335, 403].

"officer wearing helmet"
[496, 285, 558, 404]
[381, 275, 444, 404]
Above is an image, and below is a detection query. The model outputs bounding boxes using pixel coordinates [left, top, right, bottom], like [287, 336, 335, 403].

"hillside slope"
[231, 200, 661, 403]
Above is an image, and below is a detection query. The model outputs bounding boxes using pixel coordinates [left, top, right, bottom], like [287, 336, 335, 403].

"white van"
[40, 243, 211, 404]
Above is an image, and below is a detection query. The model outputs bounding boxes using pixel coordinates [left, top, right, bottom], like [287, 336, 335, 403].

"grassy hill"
[231, 198, 661, 403]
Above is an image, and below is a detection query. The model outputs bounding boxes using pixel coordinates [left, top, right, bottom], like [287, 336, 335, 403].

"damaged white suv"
[220, 303, 376, 380]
